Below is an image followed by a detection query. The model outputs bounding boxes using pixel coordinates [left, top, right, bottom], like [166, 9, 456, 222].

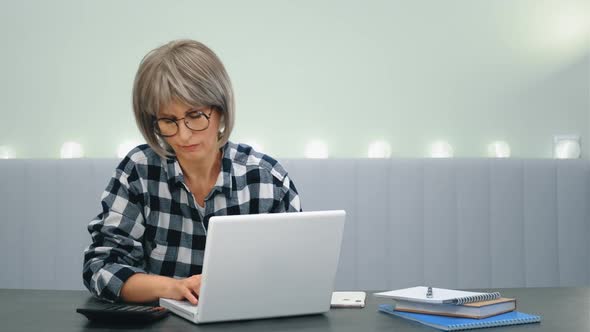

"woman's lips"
[179, 144, 200, 152]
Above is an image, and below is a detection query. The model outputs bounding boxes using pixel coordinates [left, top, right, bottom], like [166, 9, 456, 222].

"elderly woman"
[83, 40, 301, 304]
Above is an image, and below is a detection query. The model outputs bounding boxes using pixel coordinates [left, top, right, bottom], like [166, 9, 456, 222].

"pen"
[426, 287, 433, 298]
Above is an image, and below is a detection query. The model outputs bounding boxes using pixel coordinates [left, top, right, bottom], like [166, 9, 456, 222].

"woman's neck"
[177, 149, 222, 189]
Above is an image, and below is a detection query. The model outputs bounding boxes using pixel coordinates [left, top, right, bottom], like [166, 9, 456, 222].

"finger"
[183, 289, 199, 305]
[189, 281, 202, 296]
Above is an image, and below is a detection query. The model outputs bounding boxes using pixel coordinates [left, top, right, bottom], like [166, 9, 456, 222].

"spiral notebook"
[374, 286, 501, 305]
[379, 304, 541, 331]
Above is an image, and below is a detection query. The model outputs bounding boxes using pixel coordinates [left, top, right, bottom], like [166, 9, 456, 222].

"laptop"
[159, 210, 346, 324]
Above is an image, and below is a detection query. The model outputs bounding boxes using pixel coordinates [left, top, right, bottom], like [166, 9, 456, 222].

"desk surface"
[1, 287, 588, 331]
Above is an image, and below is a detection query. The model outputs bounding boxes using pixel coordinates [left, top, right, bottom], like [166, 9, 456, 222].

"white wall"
[0, 0, 588, 158]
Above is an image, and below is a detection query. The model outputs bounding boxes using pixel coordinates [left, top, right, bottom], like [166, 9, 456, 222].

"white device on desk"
[330, 291, 366, 308]
[160, 210, 346, 324]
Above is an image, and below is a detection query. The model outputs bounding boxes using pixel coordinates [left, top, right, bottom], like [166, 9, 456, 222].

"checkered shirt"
[82, 141, 302, 302]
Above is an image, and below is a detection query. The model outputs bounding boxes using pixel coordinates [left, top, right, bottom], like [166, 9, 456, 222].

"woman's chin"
[178, 150, 204, 160]
[174, 147, 212, 162]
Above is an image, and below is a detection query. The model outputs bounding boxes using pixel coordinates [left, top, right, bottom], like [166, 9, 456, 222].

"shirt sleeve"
[82, 161, 147, 302]
[273, 174, 302, 212]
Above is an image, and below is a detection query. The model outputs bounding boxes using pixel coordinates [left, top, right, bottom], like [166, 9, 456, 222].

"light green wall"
[1, 0, 589, 158]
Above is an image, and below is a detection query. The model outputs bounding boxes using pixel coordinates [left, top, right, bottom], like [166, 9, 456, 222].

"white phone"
[330, 291, 366, 308]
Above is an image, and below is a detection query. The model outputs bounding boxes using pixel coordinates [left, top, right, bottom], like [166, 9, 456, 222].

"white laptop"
[159, 210, 346, 324]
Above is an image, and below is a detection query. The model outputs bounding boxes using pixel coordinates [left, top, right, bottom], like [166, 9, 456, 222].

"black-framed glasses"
[154, 108, 214, 137]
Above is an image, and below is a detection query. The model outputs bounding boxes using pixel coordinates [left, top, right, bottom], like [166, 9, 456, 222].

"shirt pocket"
[147, 240, 178, 276]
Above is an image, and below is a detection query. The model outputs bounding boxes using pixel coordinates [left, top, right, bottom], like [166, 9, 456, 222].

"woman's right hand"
[120, 273, 203, 304]
[167, 274, 202, 305]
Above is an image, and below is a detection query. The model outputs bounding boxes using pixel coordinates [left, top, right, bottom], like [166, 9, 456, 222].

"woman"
[83, 40, 301, 304]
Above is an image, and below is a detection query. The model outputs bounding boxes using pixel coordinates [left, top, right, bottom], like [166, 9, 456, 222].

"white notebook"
[374, 286, 501, 305]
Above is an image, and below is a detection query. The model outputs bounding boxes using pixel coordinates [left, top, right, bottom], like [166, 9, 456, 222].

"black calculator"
[76, 304, 170, 323]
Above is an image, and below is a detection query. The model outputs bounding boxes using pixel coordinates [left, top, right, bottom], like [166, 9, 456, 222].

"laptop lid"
[196, 210, 346, 323]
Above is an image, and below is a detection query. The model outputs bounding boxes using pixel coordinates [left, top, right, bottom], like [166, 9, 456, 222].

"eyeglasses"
[154, 108, 214, 137]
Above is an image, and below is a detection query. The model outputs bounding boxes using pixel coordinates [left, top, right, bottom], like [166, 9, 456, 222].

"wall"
[0, 0, 589, 158]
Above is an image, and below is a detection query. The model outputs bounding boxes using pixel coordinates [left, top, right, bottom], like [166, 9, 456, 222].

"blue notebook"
[379, 304, 541, 331]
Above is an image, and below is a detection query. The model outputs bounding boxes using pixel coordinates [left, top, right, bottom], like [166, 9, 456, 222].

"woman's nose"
[177, 120, 193, 141]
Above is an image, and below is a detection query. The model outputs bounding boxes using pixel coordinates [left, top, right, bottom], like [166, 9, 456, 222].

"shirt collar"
[165, 142, 234, 199]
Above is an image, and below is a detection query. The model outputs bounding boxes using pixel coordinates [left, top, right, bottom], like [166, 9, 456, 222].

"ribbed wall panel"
[388, 160, 425, 289]
[556, 161, 589, 286]
[0, 160, 25, 289]
[423, 160, 458, 289]
[523, 161, 559, 287]
[55, 160, 106, 290]
[489, 160, 526, 287]
[455, 160, 491, 289]
[0, 159, 588, 290]
[355, 160, 390, 290]
[22, 160, 59, 289]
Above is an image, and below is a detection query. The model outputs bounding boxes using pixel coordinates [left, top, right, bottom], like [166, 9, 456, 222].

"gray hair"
[132, 39, 235, 158]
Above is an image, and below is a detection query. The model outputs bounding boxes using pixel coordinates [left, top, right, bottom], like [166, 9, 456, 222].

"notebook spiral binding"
[454, 292, 501, 305]
[448, 315, 540, 330]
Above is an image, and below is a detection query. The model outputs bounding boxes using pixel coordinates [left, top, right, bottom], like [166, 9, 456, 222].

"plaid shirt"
[83, 142, 301, 302]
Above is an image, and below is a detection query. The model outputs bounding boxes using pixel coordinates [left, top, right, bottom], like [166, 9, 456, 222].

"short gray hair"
[132, 39, 235, 158]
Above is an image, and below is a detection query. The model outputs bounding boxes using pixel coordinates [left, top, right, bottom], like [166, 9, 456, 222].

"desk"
[0, 287, 588, 331]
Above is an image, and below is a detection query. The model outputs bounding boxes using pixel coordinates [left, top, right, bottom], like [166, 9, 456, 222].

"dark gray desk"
[1, 287, 588, 331]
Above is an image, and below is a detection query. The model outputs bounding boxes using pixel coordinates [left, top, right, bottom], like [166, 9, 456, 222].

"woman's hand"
[120, 273, 203, 304]
[167, 275, 202, 305]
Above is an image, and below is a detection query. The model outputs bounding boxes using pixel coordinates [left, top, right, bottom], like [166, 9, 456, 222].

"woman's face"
[158, 99, 222, 163]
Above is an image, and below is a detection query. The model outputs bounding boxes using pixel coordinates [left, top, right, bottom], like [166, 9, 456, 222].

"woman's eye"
[187, 111, 203, 119]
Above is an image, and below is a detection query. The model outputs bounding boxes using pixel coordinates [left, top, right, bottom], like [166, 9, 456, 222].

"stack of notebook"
[374, 286, 541, 331]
